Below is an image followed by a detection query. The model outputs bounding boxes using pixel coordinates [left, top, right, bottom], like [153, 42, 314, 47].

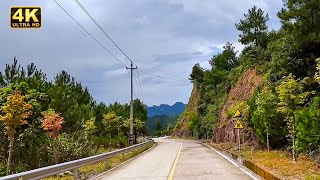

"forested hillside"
[0, 59, 147, 176]
[145, 115, 177, 136]
[174, 0, 320, 162]
[146, 102, 185, 136]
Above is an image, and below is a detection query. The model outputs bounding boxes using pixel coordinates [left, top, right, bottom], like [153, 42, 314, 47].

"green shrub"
[53, 133, 92, 163]
[296, 97, 320, 153]
[250, 86, 287, 147]
[0, 162, 6, 177]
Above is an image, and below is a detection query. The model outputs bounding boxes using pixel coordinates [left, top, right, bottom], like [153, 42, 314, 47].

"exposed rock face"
[213, 68, 263, 144]
[172, 82, 199, 137]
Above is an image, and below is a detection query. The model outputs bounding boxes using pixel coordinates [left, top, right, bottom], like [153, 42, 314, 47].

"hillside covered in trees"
[0, 59, 147, 176]
[174, 0, 320, 162]
[146, 102, 186, 136]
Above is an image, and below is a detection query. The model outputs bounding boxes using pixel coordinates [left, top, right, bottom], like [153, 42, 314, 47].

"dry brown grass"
[210, 143, 320, 180]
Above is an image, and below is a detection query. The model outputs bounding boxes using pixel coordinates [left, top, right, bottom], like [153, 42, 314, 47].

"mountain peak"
[147, 102, 186, 117]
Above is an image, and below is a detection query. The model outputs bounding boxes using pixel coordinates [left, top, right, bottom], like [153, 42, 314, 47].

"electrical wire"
[136, 70, 144, 102]
[133, 70, 144, 102]
[73, 0, 189, 84]
[74, 0, 134, 63]
[52, 0, 127, 68]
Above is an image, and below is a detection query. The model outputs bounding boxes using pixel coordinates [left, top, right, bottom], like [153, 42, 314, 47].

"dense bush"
[296, 97, 320, 153]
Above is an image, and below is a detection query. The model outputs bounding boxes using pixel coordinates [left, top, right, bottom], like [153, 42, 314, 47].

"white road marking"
[207, 145, 260, 180]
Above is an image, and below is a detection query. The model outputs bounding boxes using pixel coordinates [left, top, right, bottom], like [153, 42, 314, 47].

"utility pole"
[126, 62, 137, 145]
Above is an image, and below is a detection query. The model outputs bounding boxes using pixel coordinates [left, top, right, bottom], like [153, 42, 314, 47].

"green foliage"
[0, 162, 6, 177]
[278, 0, 320, 50]
[186, 112, 200, 137]
[209, 42, 238, 71]
[277, 74, 310, 160]
[53, 133, 92, 162]
[296, 97, 320, 153]
[187, 42, 243, 139]
[83, 117, 97, 140]
[48, 70, 94, 132]
[277, 74, 309, 119]
[262, 31, 300, 81]
[276, 0, 320, 78]
[182, 0, 320, 162]
[0, 59, 147, 175]
[235, 6, 269, 47]
[103, 112, 122, 138]
[315, 58, 320, 84]
[250, 86, 287, 147]
[189, 63, 204, 83]
[225, 101, 249, 119]
[146, 115, 178, 136]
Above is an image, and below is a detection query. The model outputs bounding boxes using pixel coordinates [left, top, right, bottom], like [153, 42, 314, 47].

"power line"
[73, 0, 189, 84]
[133, 72, 141, 100]
[138, 69, 189, 83]
[136, 70, 144, 102]
[74, 0, 134, 63]
[133, 70, 143, 102]
[55, 0, 190, 85]
[52, 0, 127, 68]
[126, 69, 139, 100]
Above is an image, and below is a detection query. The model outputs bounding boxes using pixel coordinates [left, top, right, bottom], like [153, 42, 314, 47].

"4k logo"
[11, 7, 41, 28]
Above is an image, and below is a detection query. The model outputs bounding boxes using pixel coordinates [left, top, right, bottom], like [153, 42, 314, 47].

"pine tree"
[235, 6, 269, 47]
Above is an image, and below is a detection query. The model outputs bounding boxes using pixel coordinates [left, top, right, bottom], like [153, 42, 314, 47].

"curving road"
[94, 137, 260, 180]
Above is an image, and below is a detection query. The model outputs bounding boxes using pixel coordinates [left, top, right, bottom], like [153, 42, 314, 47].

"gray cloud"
[0, 0, 282, 106]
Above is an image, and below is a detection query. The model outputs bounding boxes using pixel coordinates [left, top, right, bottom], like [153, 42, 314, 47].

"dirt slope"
[213, 68, 263, 145]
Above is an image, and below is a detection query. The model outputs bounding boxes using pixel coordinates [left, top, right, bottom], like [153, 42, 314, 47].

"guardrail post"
[104, 159, 109, 171]
[73, 169, 78, 180]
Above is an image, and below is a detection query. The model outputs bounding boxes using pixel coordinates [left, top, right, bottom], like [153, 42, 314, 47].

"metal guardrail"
[0, 140, 154, 180]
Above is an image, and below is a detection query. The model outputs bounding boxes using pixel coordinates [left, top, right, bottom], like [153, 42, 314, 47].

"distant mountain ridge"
[147, 102, 186, 117]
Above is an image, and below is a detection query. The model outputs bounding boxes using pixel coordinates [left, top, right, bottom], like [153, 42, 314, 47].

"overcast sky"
[0, 0, 283, 106]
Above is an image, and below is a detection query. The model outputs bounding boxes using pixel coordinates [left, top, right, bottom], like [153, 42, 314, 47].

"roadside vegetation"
[210, 143, 320, 180]
[0, 59, 147, 176]
[44, 142, 154, 180]
[174, 0, 320, 177]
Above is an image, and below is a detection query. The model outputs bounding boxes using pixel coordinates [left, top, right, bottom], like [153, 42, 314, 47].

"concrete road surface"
[94, 137, 259, 180]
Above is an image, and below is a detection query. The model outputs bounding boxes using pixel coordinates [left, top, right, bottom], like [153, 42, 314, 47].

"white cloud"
[0, 0, 283, 106]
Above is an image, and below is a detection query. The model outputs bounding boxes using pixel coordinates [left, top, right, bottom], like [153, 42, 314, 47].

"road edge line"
[90, 142, 157, 180]
[195, 141, 261, 180]
[167, 142, 182, 180]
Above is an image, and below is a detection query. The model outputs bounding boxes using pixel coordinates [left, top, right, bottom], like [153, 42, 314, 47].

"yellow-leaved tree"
[0, 91, 32, 175]
[103, 112, 121, 138]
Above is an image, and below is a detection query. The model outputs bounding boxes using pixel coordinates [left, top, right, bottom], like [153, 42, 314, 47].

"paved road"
[95, 138, 257, 180]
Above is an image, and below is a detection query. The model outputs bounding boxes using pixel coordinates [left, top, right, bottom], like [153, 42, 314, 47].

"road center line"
[167, 142, 182, 180]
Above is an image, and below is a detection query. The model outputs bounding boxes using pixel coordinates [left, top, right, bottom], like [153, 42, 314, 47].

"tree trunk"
[292, 116, 296, 161]
[7, 128, 14, 175]
[53, 139, 59, 164]
[266, 128, 270, 152]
